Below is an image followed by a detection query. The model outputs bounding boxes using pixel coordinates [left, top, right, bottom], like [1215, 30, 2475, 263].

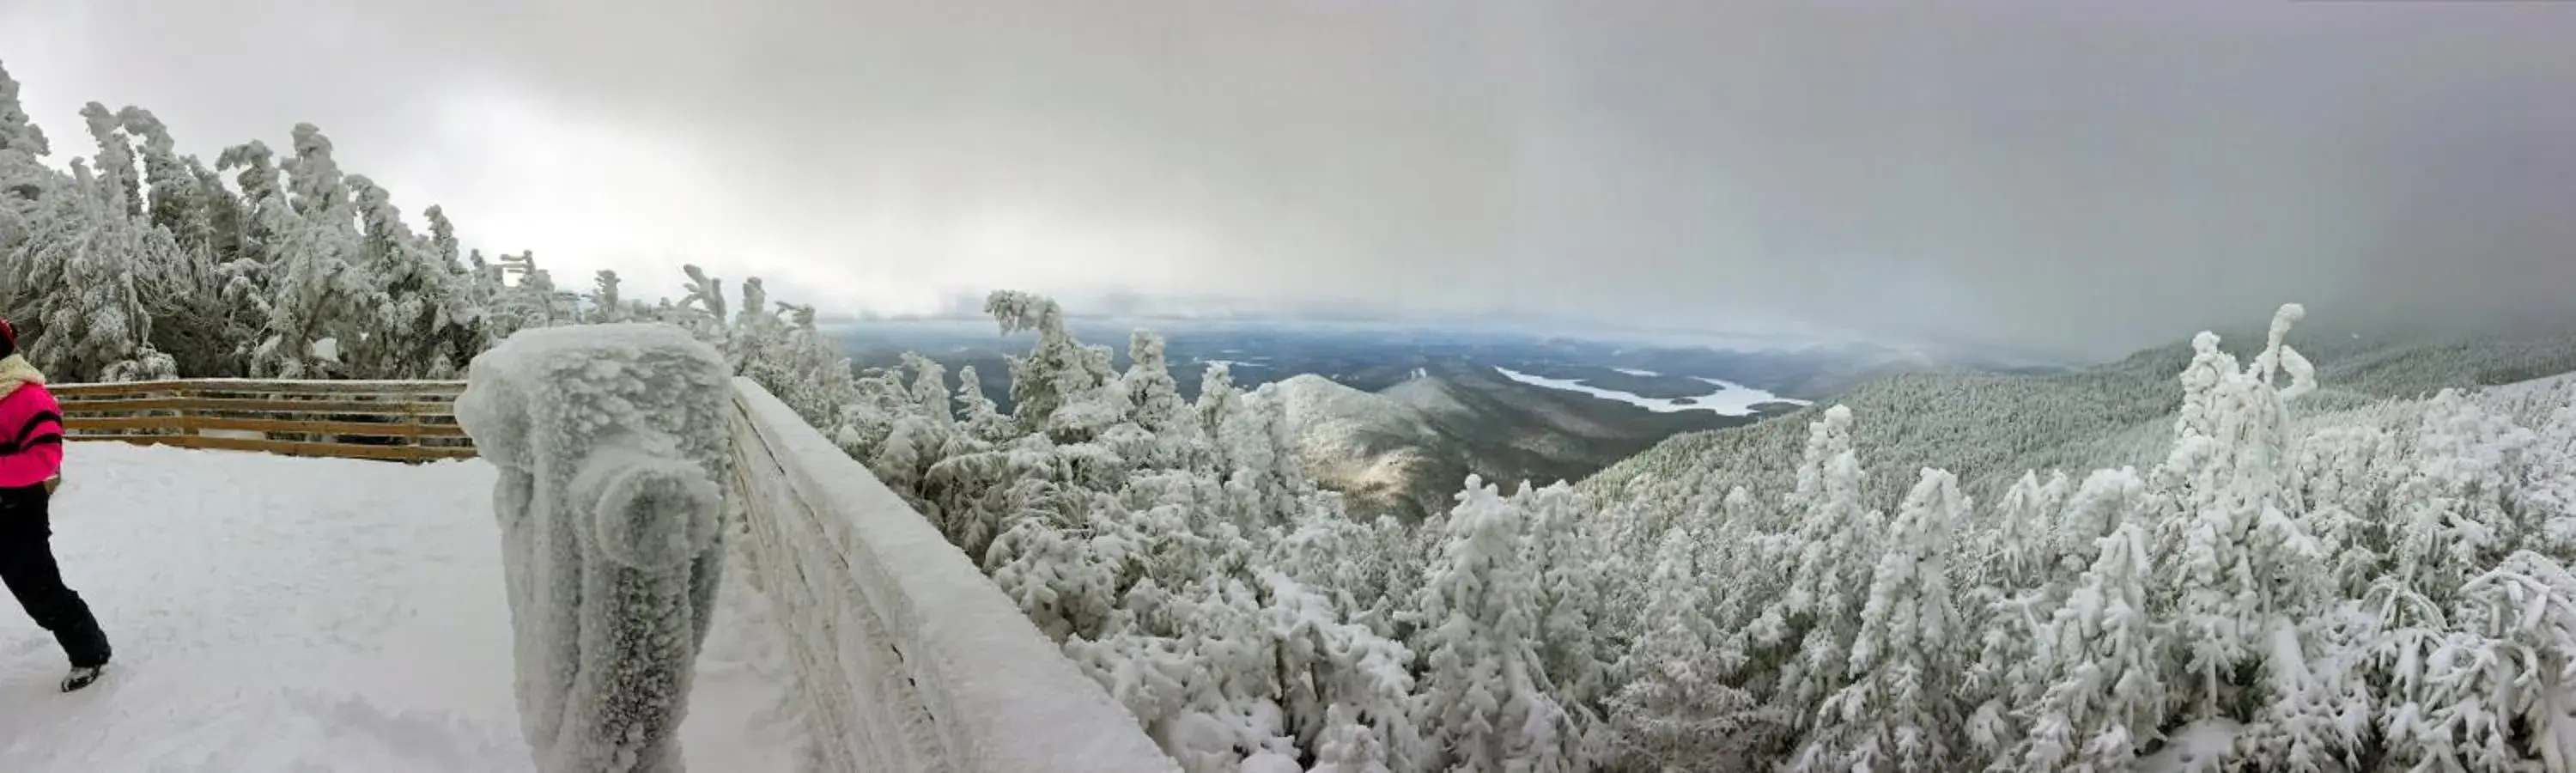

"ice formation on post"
[455, 323, 738, 773]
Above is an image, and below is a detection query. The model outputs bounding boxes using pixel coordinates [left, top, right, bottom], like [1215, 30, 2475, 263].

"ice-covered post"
[454, 323, 738, 773]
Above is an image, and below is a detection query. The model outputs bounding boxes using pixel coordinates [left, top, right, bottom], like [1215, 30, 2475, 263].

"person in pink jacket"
[0, 318, 111, 691]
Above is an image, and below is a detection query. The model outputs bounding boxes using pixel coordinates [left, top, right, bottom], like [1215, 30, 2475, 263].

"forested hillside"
[13, 62, 2576, 772]
[1589, 319, 2576, 514]
[829, 299, 2576, 772]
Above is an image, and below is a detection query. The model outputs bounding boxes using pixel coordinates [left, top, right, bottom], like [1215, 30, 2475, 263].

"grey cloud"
[3, 0, 2573, 360]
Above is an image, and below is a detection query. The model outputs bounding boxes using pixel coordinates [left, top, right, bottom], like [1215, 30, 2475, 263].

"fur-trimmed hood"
[0, 354, 43, 399]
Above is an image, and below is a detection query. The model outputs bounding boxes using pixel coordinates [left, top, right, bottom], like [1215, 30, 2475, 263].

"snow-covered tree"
[1795, 467, 1970, 772]
[249, 123, 380, 378]
[1415, 478, 1584, 772]
[114, 107, 210, 250]
[1607, 526, 1763, 768]
[78, 103, 141, 218]
[1771, 405, 1885, 730]
[1520, 482, 1614, 730]
[2155, 311, 2318, 699]
[589, 271, 626, 323]
[0, 61, 46, 159]
[987, 289, 1125, 442]
[954, 364, 1019, 444]
[2013, 522, 2166, 772]
[1964, 467, 2147, 758]
[9, 159, 179, 381]
[1978, 470, 2074, 595]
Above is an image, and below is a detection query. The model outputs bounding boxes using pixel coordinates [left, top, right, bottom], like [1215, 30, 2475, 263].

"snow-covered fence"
[53, 378, 475, 462]
[727, 376, 1182, 773]
[456, 324, 738, 773]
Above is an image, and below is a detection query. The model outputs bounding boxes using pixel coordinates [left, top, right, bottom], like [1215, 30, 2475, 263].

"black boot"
[54, 617, 109, 691]
[60, 664, 102, 692]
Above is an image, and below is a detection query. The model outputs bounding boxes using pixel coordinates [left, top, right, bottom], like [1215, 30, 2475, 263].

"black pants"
[0, 485, 110, 669]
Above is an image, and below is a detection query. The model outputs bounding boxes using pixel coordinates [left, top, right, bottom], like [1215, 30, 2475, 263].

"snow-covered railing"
[54, 378, 475, 462]
[726, 376, 1182, 773]
[457, 325, 738, 773]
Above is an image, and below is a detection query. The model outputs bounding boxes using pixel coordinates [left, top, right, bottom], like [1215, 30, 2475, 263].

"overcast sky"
[3, 0, 2571, 359]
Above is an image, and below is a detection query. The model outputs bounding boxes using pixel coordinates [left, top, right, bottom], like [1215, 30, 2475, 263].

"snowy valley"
[835, 319, 1901, 519]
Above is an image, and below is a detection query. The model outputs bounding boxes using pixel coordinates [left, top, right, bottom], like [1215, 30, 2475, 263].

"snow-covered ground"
[1493, 366, 1810, 416]
[0, 442, 799, 772]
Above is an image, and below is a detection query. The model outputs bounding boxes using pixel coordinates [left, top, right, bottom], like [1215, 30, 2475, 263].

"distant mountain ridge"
[836, 318, 1928, 414]
[1582, 317, 2576, 516]
[1258, 359, 1804, 520]
[835, 320, 1929, 520]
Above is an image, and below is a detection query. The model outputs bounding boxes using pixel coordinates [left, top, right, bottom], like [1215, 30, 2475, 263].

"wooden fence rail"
[51, 379, 477, 462]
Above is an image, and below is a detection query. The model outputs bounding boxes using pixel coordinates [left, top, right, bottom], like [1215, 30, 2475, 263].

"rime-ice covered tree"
[1770, 405, 1884, 729]
[756, 303, 865, 438]
[0, 62, 45, 159]
[589, 271, 625, 323]
[725, 277, 787, 371]
[1978, 470, 2074, 597]
[0, 64, 57, 319]
[212, 139, 292, 365]
[1125, 332, 1189, 429]
[1261, 569, 1426, 772]
[954, 364, 1018, 444]
[10, 159, 178, 381]
[113, 107, 245, 374]
[987, 290, 1125, 442]
[1606, 526, 1759, 768]
[1310, 703, 1395, 773]
[79, 103, 141, 218]
[866, 352, 958, 495]
[1123, 330, 1201, 468]
[665, 264, 726, 343]
[2012, 522, 2165, 772]
[343, 173, 461, 377]
[114, 107, 210, 251]
[1795, 468, 1970, 773]
[1964, 467, 2146, 757]
[1415, 478, 1584, 772]
[486, 251, 569, 338]
[1521, 482, 1614, 731]
[2149, 305, 2359, 766]
[249, 124, 380, 378]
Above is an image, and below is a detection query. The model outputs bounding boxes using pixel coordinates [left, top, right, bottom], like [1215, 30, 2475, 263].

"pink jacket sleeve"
[0, 385, 64, 489]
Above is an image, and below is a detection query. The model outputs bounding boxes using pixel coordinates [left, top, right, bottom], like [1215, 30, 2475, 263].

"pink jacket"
[0, 365, 64, 490]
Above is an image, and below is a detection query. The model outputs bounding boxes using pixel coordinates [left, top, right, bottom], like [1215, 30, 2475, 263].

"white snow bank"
[1493, 366, 1810, 416]
[730, 378, 1181, 773]
[0, 441, 798, 773]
